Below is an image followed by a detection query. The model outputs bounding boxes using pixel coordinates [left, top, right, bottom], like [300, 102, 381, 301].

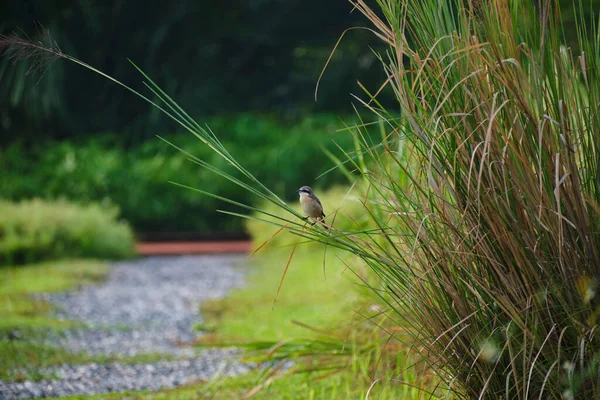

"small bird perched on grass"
[297, 186, 327, 228]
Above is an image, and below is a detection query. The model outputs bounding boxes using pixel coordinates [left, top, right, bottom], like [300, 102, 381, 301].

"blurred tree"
[1, 1, 596, 143]
[0, 0, 387, 143]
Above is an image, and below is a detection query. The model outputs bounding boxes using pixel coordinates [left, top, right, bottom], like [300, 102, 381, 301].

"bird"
[297, 186, 327, 228]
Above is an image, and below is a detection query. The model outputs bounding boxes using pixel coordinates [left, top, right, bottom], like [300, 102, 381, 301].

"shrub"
[0, 199, 135, 265]
[0, 114, 362, 233]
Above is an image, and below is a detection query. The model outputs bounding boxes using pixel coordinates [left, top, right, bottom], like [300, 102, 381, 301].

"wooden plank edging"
[136, 241, 252, 255]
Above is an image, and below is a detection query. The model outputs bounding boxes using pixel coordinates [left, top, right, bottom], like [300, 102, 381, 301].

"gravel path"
[0, 255, 251, 399]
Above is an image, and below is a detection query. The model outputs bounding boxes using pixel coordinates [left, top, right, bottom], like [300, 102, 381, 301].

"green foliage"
[0, 114, 360, 233]
[0, 199, 134, 265]
[2, 1, 593, 143]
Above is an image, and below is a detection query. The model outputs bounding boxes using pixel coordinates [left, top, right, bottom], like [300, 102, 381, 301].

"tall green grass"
[336, 0, 600, 397]
[2, 1, 600, 397]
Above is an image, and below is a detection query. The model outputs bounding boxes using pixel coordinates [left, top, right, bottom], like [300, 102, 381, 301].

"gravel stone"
[0, 255, 251, 399]
[46, 254, 246, 356]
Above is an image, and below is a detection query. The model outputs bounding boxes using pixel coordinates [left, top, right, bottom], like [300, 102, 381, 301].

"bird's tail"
[321, 215, 330, 230]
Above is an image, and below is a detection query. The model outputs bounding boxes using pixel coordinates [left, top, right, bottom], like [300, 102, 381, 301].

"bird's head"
[297, 186, 313, 197]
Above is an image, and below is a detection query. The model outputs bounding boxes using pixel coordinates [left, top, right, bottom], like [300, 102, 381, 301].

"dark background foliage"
[0, 0, 386, 142]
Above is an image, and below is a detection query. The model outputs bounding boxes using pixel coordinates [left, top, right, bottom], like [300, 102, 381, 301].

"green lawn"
[0, 259, 110, 381]
[0, 259, 109, 336]
[0, 259, 175, 383]
[199, 247, 361, 342]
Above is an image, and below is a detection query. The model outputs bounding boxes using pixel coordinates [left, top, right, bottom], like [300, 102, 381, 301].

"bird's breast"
[299, 195, 312, 205]
[300, 196, 323, 218]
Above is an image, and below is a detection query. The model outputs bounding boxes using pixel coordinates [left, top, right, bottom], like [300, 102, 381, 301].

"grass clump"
[317, 0, 600, 397]
[0, 341, 105, 382]
[0, 341, 82, 382]
[0, 199, 134, 265]
[0, 258, 109, 293]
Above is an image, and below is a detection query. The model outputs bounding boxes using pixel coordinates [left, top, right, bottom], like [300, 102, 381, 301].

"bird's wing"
[314, 196, 323, 208]
[314, 197, 325, 217]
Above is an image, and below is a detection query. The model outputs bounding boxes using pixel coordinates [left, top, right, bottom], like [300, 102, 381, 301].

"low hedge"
[0, 199, 135, 265]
